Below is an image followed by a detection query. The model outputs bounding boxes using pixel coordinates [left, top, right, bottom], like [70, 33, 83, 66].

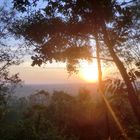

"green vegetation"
[0, 87, 140, 140]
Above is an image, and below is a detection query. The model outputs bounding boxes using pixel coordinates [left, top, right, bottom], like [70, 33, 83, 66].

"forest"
[0, 0, 140, 140]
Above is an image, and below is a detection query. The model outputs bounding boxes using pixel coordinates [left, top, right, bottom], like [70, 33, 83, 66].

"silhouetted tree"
[11, 0, 140, 123]
[0, 5, 22, 120]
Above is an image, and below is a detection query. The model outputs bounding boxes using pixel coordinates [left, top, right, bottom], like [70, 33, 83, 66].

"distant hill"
[15, 83, 98, 97]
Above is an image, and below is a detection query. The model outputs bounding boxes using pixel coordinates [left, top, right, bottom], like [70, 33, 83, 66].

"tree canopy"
[11, 0, 139, 70]
[11, 0, 140, 124]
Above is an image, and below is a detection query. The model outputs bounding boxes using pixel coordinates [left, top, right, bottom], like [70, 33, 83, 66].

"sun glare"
[79, 61, 98, 83]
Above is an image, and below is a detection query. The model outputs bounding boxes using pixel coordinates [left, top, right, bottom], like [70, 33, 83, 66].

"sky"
[10, 60, 96, 84]
[11, 62, 83, 84]
[10, 58, 120, 84]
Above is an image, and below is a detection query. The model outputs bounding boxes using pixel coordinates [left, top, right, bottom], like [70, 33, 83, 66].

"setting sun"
[79, 61, 98, 83]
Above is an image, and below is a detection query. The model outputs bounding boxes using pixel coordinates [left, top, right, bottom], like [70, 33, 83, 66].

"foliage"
[0, 5, 22, 120]
[1, 0, 140, 139]
[1, 88, 140, 140]
[10, 1, 140, 124]
[11, 0, 139, 68]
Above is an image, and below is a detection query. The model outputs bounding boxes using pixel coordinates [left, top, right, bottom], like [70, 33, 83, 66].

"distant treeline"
[0, 88, 140, 140]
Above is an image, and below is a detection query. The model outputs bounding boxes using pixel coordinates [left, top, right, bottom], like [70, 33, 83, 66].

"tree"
[0, 5, 22, 120]
[11, 0, 140, 123]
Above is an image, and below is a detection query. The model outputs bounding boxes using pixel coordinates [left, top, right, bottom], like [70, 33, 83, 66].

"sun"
[79, 61, 98, 83]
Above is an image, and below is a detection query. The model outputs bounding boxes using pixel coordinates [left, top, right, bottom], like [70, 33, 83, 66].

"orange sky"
[10, 59, 120, 84]
[11, 61, 86, 84]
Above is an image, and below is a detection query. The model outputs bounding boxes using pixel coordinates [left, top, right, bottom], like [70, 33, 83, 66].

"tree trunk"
[102, 22, 140, 124]
[95, 30, 111, 139]
[95, 33, 102, 90]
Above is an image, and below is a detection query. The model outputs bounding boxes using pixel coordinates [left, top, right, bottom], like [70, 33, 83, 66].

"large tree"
[11, 0, 140, 123]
